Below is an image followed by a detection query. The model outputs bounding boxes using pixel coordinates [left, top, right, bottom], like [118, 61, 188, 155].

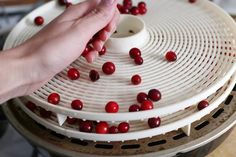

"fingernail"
[102, 0, 115, 6]
[91, 55, 95, 63]
[91, 51, 99, 63]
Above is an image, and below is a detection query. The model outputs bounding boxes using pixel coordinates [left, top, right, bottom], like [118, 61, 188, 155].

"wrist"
[0, 45, 39, 103]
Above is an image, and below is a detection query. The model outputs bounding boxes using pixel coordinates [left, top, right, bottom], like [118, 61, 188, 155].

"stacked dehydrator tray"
[2, 0, 236, 157]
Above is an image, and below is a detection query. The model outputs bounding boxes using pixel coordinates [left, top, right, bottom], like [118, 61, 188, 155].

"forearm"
[0, 45, 35, 104]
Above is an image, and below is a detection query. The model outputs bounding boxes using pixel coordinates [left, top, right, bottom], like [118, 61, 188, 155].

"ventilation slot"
[212, 108, 224, 118]
[71, 139, 88, 146]
[148, 140, 166, 147]
[173, 133, 187, 140]
[121, 144, 140, 149]
[195, 121, 209, 130]
[50, 131, 65, 139]
[95, 144, 113, 149]
[225, 95, 233, 105]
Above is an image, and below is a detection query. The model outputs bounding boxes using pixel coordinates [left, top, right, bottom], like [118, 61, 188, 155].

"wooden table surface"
[206, 15, 236, 157]
[207, 127, 236, 157]
[0, 0, 49, 5]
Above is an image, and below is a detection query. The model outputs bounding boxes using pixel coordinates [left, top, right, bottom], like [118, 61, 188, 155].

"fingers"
[84, 49, 99, 63]
[69, 0, 118, 63]
[76, 0, 118, 40]
[105, 9, 120, 32]
[59, 0, 100, 21]
[84, 9, 120, 63]
[92, 9, 120, 51]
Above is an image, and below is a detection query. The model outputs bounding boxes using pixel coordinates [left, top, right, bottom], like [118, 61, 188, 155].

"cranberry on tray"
[137, 92, 148, 103]
[48, 93, 60, 105]
[166, 51, 177, 62]
[131, 74, 142, 85]
[129, 104, 141, 112]
[148, 89, 161, 102]
[197, 100, 209, 110]
[96, 122, 109, 134]
[67, 68, 80, 80]
[89, 70, 100, 82]
[105, 101, 119, 113]
[109, 126, 119, 134]
[71, 100, 83, 110]
[134, 56, 144, 65]
[102, 62, 116, 75]
[148, 117, 161, 128]
[66, 117, 77, 125]
[118, 122, 130, 133]
[34, 16, 44, 26]
[141, 100, 154, 111]
[129, 48, 141, 59]
[79, 121, 93, 133]
[25, 101, 37, 112]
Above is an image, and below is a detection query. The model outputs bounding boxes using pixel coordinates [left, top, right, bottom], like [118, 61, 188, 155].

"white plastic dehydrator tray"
[17, 73, 236, 142]
[3, 0, 236, 141]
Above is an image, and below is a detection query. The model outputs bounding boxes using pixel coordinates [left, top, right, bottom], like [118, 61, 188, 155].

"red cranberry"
[39, 108, 52, 118]
[141, 100, 154, 111]
[118, 122, 129, 133]
[130, 7, 139, 15]
[120, 7, 130, 14]
[109, 126, 119, 134]
[148, 89, 161, 102]
[102, 62, 116, 75]
[137, 92, 148, 103]
[131, 74, 142, 85]
[148, 117, 161, 128]
[58, 0, 67, 5]
[134, 56, 143, 65]
[129, 104, 140, 112]
[123, 0, 132, 9]
[99, 46, 106, 56]
[139, 7, 147, 15]
[89, 70, 100, 82]
[197, 100, 209, 110]
[71, 100, 83, 110]
[79, 121, 93, 133]
[189, 0, 197, 3]
[66, 2, 72, 8]
[82, 45, 93, 57]
[165, 51, 177, 62]
[117, 5, 124, 13]
[25, 101, 37, 112]
[129, 48, 141, 59]
[117, 4, 123, 10]
[105, 101, 119, 113]
[67, 68, 80, 80]
[118, 122, 130, 133]
[96, 122, 109, 134]
[48, 93, 60, 105]
[34, 16, 44, 26]
[138, 2, 146, 8]
[66, 117, 77, 125]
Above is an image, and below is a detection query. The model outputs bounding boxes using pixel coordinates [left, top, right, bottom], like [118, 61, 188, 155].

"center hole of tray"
[111, 15, 144, 38]
[106, 15, 149, 53]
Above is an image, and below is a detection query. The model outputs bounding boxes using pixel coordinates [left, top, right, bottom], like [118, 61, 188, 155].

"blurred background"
[0, 0, 49, 49]
[0, 0, 235, 157]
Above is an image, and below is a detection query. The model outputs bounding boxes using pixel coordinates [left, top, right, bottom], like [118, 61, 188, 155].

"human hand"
[0, 0, 119, 103]
[22, 0, 119, 92]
